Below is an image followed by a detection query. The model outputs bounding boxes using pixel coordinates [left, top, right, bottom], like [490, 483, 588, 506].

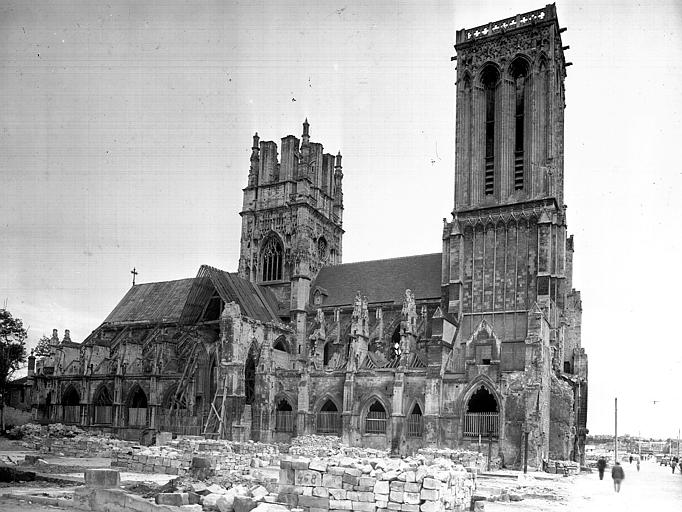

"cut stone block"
[84, 469, 121, 489]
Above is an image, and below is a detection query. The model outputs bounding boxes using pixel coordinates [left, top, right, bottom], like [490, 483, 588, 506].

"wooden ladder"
[203, 374, 229, 439]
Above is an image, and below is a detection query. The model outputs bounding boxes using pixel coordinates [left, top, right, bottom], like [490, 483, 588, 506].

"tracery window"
[260, 236, 283, 282]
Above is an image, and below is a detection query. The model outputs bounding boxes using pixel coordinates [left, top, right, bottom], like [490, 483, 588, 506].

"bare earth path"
[487, 459, 682, 512]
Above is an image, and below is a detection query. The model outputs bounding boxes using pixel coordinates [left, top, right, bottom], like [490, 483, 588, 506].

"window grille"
[316, 411, 341, 434]
[513, 65, 527, 191]
[463, 412, 499, 437]
[365, 401, 387, 434]
[275, 411, 294, 432]
[62, 405, 80, 424]
[407, 412, 423, 437]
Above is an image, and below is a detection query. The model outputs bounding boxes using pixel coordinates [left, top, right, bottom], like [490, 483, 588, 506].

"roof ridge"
[322, 252, 441, 269]
[131, 277, 195, 287]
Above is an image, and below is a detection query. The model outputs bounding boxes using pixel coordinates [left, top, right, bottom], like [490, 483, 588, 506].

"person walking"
[636, 459, 640, 472]
[672, 460, 677, 474]
[597, 457, 607, 480]
[611, 461, 625, 492]
[629, 455, 633, 464]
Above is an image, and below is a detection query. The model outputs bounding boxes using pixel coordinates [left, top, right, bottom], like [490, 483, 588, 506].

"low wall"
[277, 455, 474, 512]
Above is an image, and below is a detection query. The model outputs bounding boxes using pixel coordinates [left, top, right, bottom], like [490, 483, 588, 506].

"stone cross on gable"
[131, 267, 138, 285]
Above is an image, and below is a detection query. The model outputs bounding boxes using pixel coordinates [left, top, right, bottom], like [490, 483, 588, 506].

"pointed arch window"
[245, 352, 256, 405]
[317, 399, 341, 434]
[275, 398, 294, 432]
[260, 236, 283, 282]
[481, 66, 499, 196]
[511, 59, 529, 191]
[62, 387, 80, 424]
[323, 342, 332, 366]
[365, 400, 387, 434]
[407, 403, 423, 437]
[127, 386, 148, 427]
[391, 325, 402, 360]
[93, 386, 113, 425]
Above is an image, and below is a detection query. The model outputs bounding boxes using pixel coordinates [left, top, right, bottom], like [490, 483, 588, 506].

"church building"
[27, 4, 587, 467]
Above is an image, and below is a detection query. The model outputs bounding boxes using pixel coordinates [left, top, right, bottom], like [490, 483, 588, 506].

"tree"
[0, 308, 28, 430]
[34, 334, 52, 358]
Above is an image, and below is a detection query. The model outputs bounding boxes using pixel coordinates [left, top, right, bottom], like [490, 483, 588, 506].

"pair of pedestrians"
[597, 458, 625, 492]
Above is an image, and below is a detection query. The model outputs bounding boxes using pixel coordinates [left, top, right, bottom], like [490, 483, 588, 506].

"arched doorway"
[316, 399, 340, 435]
[464, 385, 499, 438]
[127, 386, 148, 427]
[93, 386, 113, 425]
[62, 386, 80, 424]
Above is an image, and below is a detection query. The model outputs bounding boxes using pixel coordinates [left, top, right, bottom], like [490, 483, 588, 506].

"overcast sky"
[1, 0, 681, 439]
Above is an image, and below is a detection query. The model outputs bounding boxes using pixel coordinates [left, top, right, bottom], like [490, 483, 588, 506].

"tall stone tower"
[443, 4, 587, 464]
[239, 120, 344, 353]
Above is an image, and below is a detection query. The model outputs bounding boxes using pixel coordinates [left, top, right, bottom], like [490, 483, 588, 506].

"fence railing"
[128, 407, 147, 427]
[463, 412, 499, 437]
[94, 405, 112, 425]
[407, 413, 423, 437]
[275, 411, 294, 432]
[62, 405, 80, 424]
[157, 413, 202, 436]
[316, 411, 341, 434]
[365, 411, 387, 434]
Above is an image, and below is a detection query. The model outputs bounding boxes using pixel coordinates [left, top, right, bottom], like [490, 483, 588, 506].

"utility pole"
[524, 431, 529, 474]
[614, 397, 618, 463]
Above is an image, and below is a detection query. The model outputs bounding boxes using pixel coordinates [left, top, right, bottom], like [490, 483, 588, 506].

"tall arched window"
[407, 403, 423, 437]
[62, 386, 80, 424]
[127, 386, 148, 427]
[391, 325, 402, 360]
[317, 399, 340, 434]
[511, 59, 529, 191]
[365, 400, 387, 434]
[93, 386, 113, 425]
[323, 342, 332, 366]
[481, 66, 499, 196]
[244, 353, 256, 405]
[260, 236, 283, 282]
[275, 398, 293, 432]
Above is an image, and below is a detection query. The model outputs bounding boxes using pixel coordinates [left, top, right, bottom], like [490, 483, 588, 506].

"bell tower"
[443, 4, 572, 333]
[238, 120, 344, 351]
[441, 3, 586, 466]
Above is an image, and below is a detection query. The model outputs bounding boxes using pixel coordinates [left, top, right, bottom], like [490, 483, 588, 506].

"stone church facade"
[27, 4, 588, 467]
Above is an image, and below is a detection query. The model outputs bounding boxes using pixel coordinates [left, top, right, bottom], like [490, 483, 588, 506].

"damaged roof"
[102, 265, 281, 327]
[312, 253, 442, 307]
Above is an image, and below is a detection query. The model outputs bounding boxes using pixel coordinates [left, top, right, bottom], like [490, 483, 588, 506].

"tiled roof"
[104, 279, 195, 325]
[312, 253, 442, 307]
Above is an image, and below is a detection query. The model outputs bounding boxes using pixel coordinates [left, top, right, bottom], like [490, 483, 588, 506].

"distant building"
[29, 4, 587, 466]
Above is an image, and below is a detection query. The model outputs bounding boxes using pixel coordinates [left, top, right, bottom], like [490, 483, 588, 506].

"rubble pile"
[288, 435, 388, 459]
[417, 449, 486, 471]
[544, 460, 579, 475]
[10, 423, 130, 457]
[10, 422, 86, 440]
[111, 437, 281, 476]
[276, 455, 474, 512]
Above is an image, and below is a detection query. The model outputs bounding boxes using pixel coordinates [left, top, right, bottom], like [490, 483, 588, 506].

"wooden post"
[524, 431, 529, 474]
[614, 397, 618, 462]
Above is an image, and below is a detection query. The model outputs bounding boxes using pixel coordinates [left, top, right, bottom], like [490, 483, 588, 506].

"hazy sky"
[1, 0, 681, 439]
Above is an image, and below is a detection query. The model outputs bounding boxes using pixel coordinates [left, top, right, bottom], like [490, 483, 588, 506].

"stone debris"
[288, 435, 389, 459]
[544, 459, 580, 476]
[276, 454, 474, 512]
